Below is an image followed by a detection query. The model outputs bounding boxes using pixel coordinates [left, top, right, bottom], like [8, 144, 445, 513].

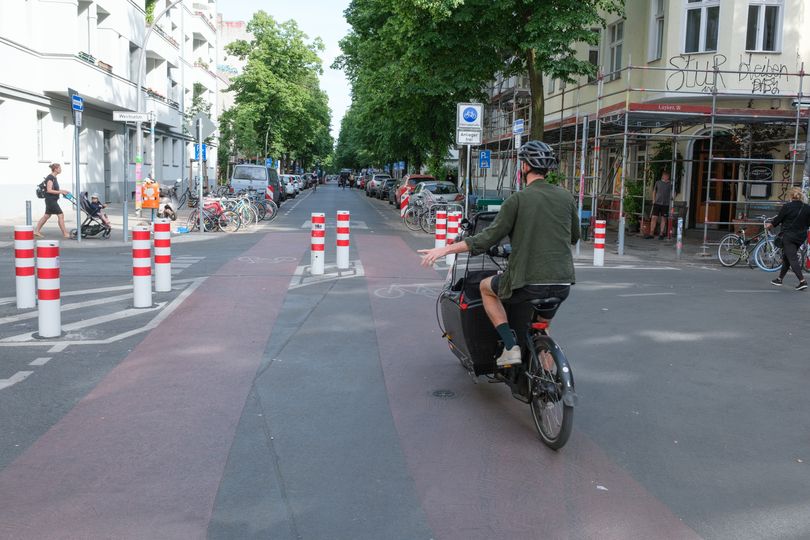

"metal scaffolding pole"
[700, 66, 720, 253]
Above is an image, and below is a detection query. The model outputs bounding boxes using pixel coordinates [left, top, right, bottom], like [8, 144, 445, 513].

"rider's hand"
[418, 247, 446, 266]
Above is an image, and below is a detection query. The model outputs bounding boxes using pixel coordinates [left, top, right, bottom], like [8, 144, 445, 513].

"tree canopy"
[219, 12, 333, 172]
[334, 0, 622, 172]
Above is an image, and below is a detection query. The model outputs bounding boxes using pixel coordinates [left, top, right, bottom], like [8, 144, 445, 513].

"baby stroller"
[68, 192, 112, 239]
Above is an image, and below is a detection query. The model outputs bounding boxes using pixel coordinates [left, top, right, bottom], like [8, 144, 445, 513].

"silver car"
[411, 181, 463, 205]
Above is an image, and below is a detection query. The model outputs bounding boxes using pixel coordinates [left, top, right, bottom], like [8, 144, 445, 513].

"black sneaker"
[643, 235, 654, 239]
[796, 281, 807, 291]
[771, 278, 783, 286]
[658, 235, 665, 240]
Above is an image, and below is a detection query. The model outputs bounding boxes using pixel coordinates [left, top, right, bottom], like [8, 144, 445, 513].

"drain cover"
[432, 389, 456, 399]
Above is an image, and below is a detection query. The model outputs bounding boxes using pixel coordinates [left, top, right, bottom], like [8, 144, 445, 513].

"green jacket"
[464, 181, 579, 299]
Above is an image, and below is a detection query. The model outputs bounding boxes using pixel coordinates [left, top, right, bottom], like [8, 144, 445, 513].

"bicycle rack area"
[473, 62, 810, 250]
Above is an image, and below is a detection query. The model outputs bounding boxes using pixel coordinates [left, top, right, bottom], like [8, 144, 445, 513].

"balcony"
[150, 24, 179, 49]
[143, 87, 182, 128]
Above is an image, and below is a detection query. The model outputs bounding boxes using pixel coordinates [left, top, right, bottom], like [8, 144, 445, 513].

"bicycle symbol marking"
[373, 282, 445, 299]
[462, 107, 478, 122]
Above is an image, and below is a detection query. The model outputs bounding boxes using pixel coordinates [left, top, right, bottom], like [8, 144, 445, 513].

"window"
[163, 137, 171, 165]
[37, 111, 48, 160]
[746, 1, 783, 52]
[587, 28, 601, 83]
[608, 20, 623, 80]
[649, 0, 666, 61]
[172, 139, 178, 166]
[684, 0, 720, 53]
[547, 76, 556, 95]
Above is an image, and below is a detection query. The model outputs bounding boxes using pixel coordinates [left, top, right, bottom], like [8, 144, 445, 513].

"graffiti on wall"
[665, 53, 790, 95]
[737, 54, 789, 95]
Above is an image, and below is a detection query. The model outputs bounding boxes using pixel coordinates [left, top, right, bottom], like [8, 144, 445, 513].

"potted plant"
[623, 179, 644, 233]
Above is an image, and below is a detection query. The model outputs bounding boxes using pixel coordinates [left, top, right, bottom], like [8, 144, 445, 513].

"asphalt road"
[0, 183, 809, 539]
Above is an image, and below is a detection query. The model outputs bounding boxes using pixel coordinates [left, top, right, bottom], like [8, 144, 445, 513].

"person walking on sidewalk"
[768, 188, 810, 290]
[646, 171, 672, 240]
[34, 163, 71, 239]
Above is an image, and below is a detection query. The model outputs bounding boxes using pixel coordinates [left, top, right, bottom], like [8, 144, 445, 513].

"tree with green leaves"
[220, 11, 333, 171]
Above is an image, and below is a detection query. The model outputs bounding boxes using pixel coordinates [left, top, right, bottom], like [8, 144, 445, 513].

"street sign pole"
[150, 113, 156, 181]
[465, 145, 472, 218]
[122, 125, 129, 241]
[198, 118, 204, 234]
[69, 91, 83, 244]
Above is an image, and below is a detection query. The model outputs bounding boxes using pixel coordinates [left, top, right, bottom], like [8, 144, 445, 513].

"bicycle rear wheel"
[218, 210, 241, 232]
[753, 239, 782, 272]
[528, 336, 574, 450]
[263, 200, 279, 221]
[717, 234, 744, 267]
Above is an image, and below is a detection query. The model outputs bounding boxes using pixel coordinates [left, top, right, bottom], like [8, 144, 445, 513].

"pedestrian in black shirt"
[34, 163, 71, 239]
[768, 188, 810, 290]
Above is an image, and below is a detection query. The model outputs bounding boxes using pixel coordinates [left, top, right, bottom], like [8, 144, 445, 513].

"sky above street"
[218, 1, 351, 142]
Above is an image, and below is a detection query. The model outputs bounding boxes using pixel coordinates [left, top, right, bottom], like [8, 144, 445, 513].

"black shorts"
[44, 198, 63, 215]
[651, 204, 668, 217]
[490, 275, 570, 319]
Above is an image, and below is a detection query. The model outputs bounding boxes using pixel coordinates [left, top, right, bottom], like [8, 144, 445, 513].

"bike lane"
[357, 234, 701, 540]
[0, 232, 308, 539]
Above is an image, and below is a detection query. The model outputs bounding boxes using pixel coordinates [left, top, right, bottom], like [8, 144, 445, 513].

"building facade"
[478, 0, 810, 234]
[0, 0, 220, 219]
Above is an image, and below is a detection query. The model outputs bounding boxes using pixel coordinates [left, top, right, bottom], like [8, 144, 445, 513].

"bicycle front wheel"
[528, 336, 574, 450]
[263, 200, 279, 221]
[403, 208, 421, 231]
[218, 210, 241, 233]
[717, 234, 744, 267]
[753, 239, 782, 272]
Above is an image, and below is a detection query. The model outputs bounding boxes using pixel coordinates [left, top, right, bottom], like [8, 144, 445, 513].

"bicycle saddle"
[529, 297, 562, 308]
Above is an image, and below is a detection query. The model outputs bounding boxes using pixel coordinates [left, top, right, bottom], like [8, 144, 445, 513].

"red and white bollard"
[132, 225, 153, 307]
[14, 225, 36, 309]
[400, 190, 410, 218]
[446, 211, 461, 265]
[153, 218, 172, 292]
[336, 211, 350, 269]
[593, 219, 606, 267]
[36, 240, 60, 338]
[311, 213, 325, 275]
[434, 209, 447, 249]
[266, 184, 274, 202]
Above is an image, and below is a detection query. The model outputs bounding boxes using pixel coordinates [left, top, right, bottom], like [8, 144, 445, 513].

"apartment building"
[0, 0, 219, 219]
[480, 0, 810, 233]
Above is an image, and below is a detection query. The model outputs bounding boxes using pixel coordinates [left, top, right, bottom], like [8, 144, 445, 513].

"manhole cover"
[432, 389, 456, 399]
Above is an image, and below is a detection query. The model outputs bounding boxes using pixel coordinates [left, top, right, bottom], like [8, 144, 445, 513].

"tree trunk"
[525, 48, 545, 141]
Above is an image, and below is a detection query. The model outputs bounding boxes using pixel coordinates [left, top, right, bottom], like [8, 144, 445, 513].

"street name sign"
[456, 129, 482, 146]
[113, 111, 152, 122]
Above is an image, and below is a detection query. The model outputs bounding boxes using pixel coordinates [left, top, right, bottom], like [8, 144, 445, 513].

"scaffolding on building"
[476, 62, 810, 251]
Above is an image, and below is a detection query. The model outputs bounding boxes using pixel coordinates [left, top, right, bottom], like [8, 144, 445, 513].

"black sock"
[496, 323, 516, 349]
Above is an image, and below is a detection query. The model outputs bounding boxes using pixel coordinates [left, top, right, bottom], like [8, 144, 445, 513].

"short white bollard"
[446, 211, 461, 266]
[153, 218, 172, 292]
[132, 226, 153, 308]
[400, 190, 410, 218]
[14, 225, 36, 309]
[36, 240, 61, 338]
[336, 211, 350, 270]
[434, 209, 447, 249]
[593, 219, 606, 267]
[311, 213, 325, 275]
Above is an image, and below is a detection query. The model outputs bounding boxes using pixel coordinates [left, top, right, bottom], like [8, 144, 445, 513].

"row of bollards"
[12, 219, 172, 338]
[310, 211, 351, 275]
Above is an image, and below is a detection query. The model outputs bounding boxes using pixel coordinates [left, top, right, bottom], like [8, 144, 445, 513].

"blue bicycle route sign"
[463, 107, 478, 123]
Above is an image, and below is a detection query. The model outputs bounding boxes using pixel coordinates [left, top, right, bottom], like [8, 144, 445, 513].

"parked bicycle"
[186, 197, 241, 233]
[716, 215, 771, 268]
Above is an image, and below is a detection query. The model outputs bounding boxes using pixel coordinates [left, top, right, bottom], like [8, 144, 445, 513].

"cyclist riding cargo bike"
[419, 140, 579, 449]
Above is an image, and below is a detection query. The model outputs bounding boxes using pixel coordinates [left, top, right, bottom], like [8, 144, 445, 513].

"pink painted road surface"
[357, 234, 701, 540]
[0, 234, 306, 539]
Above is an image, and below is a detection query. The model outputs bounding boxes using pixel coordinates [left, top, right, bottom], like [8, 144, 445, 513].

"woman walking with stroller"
[34, 163, 71, 239]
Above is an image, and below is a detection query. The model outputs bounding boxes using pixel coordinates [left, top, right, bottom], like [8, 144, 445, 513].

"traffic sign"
[187, 112, 217, 140]
[398, 161, 405, 170]
[194, 144, 207, 161]
[457, 103, 483, 130]
[513, 118, 524, 134]
[265, 158, 274, 167]
[71, 95, 84, 112]
[456, 129, 482, 146]
[74, 111, 82, 127]
[113, 111, 152, 122]
[479, 150, 491, 169]
[514, 133, 522, 150]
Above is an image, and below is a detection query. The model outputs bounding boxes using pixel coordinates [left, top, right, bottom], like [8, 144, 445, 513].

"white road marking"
[0, 293, 133, 326]
[618, 292, 677, 297]
[0, 278, 206, 349]
[0, 278, 197, 306]
[637, 330, 742, 343]
[0, 371, 33, 391]
[282, 189, 313, 216]
[29, 357, 51, 366]
[1, 303, 165, 343]
[288, 260, 365, 290]
[574, 264, 680, 270]
[300, 220, 369, 230]
[724, 289, 780, 293]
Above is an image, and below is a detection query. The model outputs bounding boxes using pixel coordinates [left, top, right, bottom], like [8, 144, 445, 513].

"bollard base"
[33, 331, 66, 340]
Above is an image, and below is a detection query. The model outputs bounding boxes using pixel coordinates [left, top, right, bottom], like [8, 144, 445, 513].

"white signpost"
[456, 103, 484, 218]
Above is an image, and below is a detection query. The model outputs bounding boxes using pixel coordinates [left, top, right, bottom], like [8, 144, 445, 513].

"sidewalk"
[573, 227, 726, 266]
[0, 200, 212, 249]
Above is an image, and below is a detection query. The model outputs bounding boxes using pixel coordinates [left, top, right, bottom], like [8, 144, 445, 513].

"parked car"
[280, 174, 297, 198]
[378, 178, 397, 200]
[366, 173, 392, 197]
[230, 164, 270, 195]
[411, 180, 464, 205]
[292, 176, 302, 194]
[394, 174, 435, 207]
